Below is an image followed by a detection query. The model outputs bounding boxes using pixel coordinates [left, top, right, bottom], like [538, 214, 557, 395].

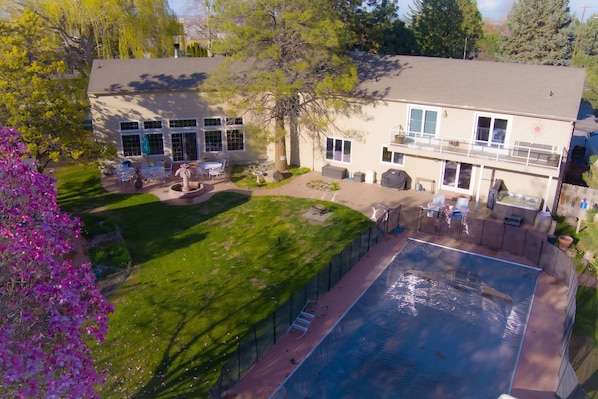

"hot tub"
[491, 191, 542, 226]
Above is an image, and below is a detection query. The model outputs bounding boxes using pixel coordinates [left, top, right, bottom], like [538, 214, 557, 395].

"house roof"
[353, 53, 586, 121]
[88, 54, 586, 122]
[87, 57, 224, 94]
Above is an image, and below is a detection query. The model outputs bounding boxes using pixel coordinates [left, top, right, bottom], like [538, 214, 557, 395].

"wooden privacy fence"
[558, 183, 598, 219]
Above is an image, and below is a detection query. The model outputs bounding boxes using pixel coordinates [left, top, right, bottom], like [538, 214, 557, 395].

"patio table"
[200, 161, 222, 170]
[141, 166, 165, 183]
[114, 167, 135, 184]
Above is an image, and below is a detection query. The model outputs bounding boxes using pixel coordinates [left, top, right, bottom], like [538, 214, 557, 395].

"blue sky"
[168, 0, 594, 22]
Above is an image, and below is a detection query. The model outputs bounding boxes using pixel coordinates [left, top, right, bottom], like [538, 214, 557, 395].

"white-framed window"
[474, 113, 510, 148]
[204, 130, 223, 152]
[119, 121, 141, 156]
[121, 134, 141, 157]
[441, 161, 474, 192]
[171, 132, 199, 162]
[203, 117, 245, 152]
[407, 106, 440, 137]
[225, 117, 244, 151]
[325, 137, 351, 163]
[143, 120, 163, 130]
[142, 120, 164, 155]
[381, 146, 405, 166]
[170, 118, 198, 128]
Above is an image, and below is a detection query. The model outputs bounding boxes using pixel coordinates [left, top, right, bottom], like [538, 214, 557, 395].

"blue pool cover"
[271, 239, 540, 399]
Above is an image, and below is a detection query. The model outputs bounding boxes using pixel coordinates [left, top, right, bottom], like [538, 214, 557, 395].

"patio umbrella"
[142, 135, 151, 155]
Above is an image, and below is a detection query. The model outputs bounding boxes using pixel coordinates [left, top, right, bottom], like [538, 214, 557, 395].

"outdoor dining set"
[113, 155, 230, 186]
[114, 162, 168, 186]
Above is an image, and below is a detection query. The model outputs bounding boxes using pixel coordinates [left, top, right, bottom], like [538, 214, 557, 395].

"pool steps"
[289, 301, 323, 339]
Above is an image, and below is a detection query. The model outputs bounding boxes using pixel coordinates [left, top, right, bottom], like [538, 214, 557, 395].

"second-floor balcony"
[389, 127, 563, 172]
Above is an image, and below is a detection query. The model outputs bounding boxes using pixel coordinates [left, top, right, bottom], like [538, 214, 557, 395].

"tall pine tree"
[502, 0, 573, 65]
[410, 0, 482, 59]
[207, 0, 367, 171]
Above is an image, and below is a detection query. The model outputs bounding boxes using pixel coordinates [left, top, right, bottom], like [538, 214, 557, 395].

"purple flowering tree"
[0, 128, 113, 398]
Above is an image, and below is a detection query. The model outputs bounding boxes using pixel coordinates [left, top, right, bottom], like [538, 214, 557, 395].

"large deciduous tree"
[4, 0, 182, 76]
[207, 0, 366, 171]
[501, 0, 573, 65]
[410, 0, 482, 59]
[0, 11, 114, 173]
[0, 127, 113, 398]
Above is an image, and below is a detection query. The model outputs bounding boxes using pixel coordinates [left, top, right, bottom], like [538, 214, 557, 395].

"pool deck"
[101, 170, 569, 399]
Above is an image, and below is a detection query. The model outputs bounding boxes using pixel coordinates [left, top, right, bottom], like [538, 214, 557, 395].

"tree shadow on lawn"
[117, 284, 279, 399]
[96, 192, 251, 263]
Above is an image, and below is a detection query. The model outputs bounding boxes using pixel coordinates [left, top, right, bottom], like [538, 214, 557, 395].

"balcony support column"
[544, 176, 552, 212]
[474, 164, 484, 211]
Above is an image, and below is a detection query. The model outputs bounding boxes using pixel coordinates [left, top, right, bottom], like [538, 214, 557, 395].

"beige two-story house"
[87, 54, 585, 211]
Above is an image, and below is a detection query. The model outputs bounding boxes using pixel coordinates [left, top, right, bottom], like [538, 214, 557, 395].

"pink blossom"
[0, 127, 113, 398]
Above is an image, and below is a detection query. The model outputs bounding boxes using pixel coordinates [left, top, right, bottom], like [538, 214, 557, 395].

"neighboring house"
[87, 54, 586, 211]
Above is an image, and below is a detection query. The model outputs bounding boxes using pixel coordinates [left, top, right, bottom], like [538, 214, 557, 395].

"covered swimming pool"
[271, 239, 540, 399]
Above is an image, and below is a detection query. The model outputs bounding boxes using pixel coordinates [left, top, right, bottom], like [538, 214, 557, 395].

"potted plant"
[558, 234, 573, 250]
[394, 133, 405, 144]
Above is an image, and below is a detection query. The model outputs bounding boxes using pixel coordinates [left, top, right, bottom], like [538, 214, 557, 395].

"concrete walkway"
[102, 171, 568, 399]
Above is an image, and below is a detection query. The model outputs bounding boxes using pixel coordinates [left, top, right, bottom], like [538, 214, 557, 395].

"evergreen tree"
[459, 0, 484, 58]
[208, 0, 367, 172]
[410, 0, 482, 58]
[502, 0, 573, 65]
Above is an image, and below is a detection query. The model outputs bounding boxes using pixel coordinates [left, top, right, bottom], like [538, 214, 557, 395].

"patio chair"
[209, 165, 225, 179]
[197, 165, 210, 179]
[116, 168, 134, 185]
[425, 194, 445, 218]
[450, 197, 470, 220]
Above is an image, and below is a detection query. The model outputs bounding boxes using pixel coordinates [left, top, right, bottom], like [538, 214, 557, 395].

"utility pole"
[573, 5, 589, 57]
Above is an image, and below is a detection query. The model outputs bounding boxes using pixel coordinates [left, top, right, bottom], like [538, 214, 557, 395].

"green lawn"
[55, 165, 371, 398]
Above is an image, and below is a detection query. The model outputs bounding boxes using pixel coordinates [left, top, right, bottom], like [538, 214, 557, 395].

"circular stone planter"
[558, 235, 573, 250]
[169, 182, 205, 199]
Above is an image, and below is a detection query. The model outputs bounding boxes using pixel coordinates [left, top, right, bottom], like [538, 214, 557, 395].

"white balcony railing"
[389, 127, 562, 170]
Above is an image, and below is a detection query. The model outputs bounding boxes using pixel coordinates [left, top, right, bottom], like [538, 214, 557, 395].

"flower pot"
[558, 235, 573, 250]
[394, 135, 405, 144]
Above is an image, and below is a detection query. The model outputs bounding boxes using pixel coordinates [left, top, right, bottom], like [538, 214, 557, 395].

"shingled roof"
[352, 53, 586, 122]
[88, 53, 586, 122]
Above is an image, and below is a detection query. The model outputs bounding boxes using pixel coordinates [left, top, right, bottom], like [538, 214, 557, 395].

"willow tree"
[206, 0, 366, 171]
[10, 0, 182, 75]
[0, 11, 113, 172]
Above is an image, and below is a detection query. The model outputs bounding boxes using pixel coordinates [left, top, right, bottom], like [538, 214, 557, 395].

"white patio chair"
[451, 197, 469, 220]
[425, 194, 445, 218]
[209, 165, 225, 179]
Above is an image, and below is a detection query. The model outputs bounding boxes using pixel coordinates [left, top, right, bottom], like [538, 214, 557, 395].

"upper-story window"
[474, 113, 510, 148]
[325, 137, 351, 163]
[407, 106, 440, 137]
